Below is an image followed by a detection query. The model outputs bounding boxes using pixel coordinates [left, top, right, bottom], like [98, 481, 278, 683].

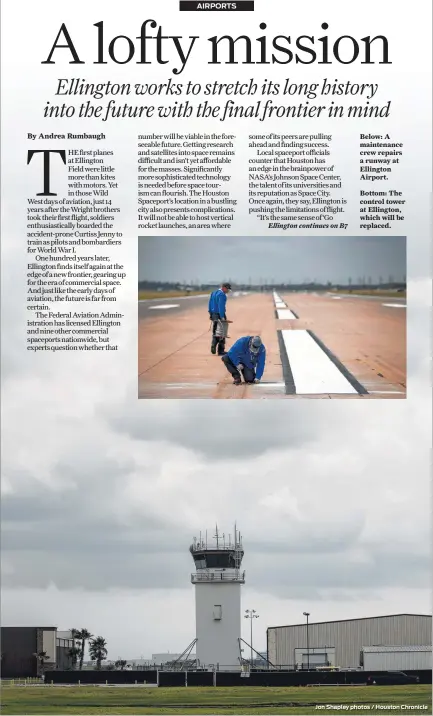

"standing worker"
[221, 336, 266, 385]
[208, 282, 232, 355]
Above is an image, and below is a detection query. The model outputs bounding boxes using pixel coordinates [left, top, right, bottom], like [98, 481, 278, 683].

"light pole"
[303, 612, 310, 671]
[244, 609, 259, 666]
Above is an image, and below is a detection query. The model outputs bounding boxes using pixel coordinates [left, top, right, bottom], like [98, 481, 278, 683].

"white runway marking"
[331, 296, 342, 300]
[382, 303, 406, 308]
[138, 294, 208, 303]
[277, 309, 297, 320]
[275, 302, 287, 309]
[148, 304, 180, 310]
[281, 330, 358, 394]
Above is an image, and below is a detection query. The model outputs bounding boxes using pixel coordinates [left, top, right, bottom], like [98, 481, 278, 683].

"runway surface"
[138, 294, 209, 318]
[138, 292, 406, 399]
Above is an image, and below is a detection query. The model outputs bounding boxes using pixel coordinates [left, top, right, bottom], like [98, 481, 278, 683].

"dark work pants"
[221, 354, 255, 383]
[210, 313, 226, 354]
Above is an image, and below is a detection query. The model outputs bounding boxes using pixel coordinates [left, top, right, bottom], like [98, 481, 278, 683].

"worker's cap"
[222, 282, 232, 290]
[250, 336, 262, 353]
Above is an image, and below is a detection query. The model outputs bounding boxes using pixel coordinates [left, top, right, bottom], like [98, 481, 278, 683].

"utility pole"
[244, 609, 259, 666]
[303, 612, 310, 670]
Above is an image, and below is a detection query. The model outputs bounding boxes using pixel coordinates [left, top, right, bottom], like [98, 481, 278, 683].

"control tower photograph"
[190, 526, 245, 670]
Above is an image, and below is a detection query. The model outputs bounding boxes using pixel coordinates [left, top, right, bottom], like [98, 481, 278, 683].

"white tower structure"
[190, 526, 245, 670]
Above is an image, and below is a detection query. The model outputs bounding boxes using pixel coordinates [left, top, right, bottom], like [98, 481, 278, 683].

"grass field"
[138, 290, 206, 300]
[1, 685, 430, 715]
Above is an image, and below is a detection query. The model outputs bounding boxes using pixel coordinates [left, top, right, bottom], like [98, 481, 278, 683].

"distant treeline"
[138, 280, 406, 292]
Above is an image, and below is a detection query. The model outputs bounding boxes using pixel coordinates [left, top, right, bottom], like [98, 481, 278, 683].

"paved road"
[137, 292, 406, 400]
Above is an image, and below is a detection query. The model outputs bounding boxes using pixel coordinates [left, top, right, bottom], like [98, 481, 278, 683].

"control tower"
[190, 526, 245, 670]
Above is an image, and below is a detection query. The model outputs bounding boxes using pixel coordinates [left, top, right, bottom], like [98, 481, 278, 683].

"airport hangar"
[1, 627, 74, 678]
[267, 614, 432, 670]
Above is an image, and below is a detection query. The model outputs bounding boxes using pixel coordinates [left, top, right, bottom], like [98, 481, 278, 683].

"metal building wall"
[362, 645, 432, 671]
[1, 627, 38, 678]
[267, 615, 432, 669]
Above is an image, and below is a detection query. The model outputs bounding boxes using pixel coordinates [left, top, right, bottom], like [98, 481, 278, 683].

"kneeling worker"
[208, 282, 232, 355]
[221, 336, 266, 385]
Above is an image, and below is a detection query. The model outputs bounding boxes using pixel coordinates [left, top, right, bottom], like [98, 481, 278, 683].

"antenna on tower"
[215, 524, 219, 549]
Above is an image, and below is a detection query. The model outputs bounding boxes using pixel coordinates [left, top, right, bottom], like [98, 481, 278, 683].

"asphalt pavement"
[138, 292, 249, 318]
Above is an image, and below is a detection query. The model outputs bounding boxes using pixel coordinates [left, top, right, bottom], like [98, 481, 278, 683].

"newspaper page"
[1, 0, 431, 713]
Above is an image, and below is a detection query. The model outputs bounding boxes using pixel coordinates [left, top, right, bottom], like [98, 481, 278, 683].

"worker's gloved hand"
[237, 364, 244, 371]
[255, 379, 261, 384]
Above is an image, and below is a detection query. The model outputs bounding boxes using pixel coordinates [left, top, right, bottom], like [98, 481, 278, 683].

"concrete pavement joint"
[138, 327, 211, 378]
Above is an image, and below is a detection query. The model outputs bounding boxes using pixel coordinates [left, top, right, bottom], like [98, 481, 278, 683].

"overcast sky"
[2, 357, 431, 658]
[138, 236, 406, 285]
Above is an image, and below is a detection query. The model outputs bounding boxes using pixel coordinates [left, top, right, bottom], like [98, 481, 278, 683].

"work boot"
[211, 337, 218, 355]
[217, 340, 226, 356]
[233, 377, 242, 386]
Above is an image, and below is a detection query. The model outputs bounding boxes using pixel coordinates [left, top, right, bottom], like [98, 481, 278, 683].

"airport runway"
[138, 292, 406, 400]
[138, 295, 209, 318]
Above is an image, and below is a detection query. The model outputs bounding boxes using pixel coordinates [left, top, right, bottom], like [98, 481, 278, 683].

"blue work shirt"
[227, 336, 266, 380]
[208, 289, 227, 318]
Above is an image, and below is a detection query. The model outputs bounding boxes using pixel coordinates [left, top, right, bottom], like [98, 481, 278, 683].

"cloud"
[2, 393, 430, 602]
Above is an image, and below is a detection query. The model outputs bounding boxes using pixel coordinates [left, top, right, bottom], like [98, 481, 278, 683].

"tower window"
[213, 605, 222, 620]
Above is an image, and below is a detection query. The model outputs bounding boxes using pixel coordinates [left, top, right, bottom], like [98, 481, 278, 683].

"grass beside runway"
[1, 685, 430, 715]
[138, 290, 206, 300]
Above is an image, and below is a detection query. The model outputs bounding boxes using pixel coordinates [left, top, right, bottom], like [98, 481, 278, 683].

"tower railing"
[190, 542, 243, 553]
[191, 571, 245, 584]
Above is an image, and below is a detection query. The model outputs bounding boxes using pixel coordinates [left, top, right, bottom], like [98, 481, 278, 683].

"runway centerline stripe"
[280, 330, 366, 395]
[148, 304, 180, 310]
[382, 303, 406, 308]
[277, 308, 297, 320]
[306, 330, 368, 395]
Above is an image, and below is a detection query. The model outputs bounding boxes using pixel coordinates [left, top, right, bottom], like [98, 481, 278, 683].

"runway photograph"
[137, 236, 406, 400]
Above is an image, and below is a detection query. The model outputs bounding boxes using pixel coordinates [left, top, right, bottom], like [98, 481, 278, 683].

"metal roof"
[267, 614, 432, 632]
